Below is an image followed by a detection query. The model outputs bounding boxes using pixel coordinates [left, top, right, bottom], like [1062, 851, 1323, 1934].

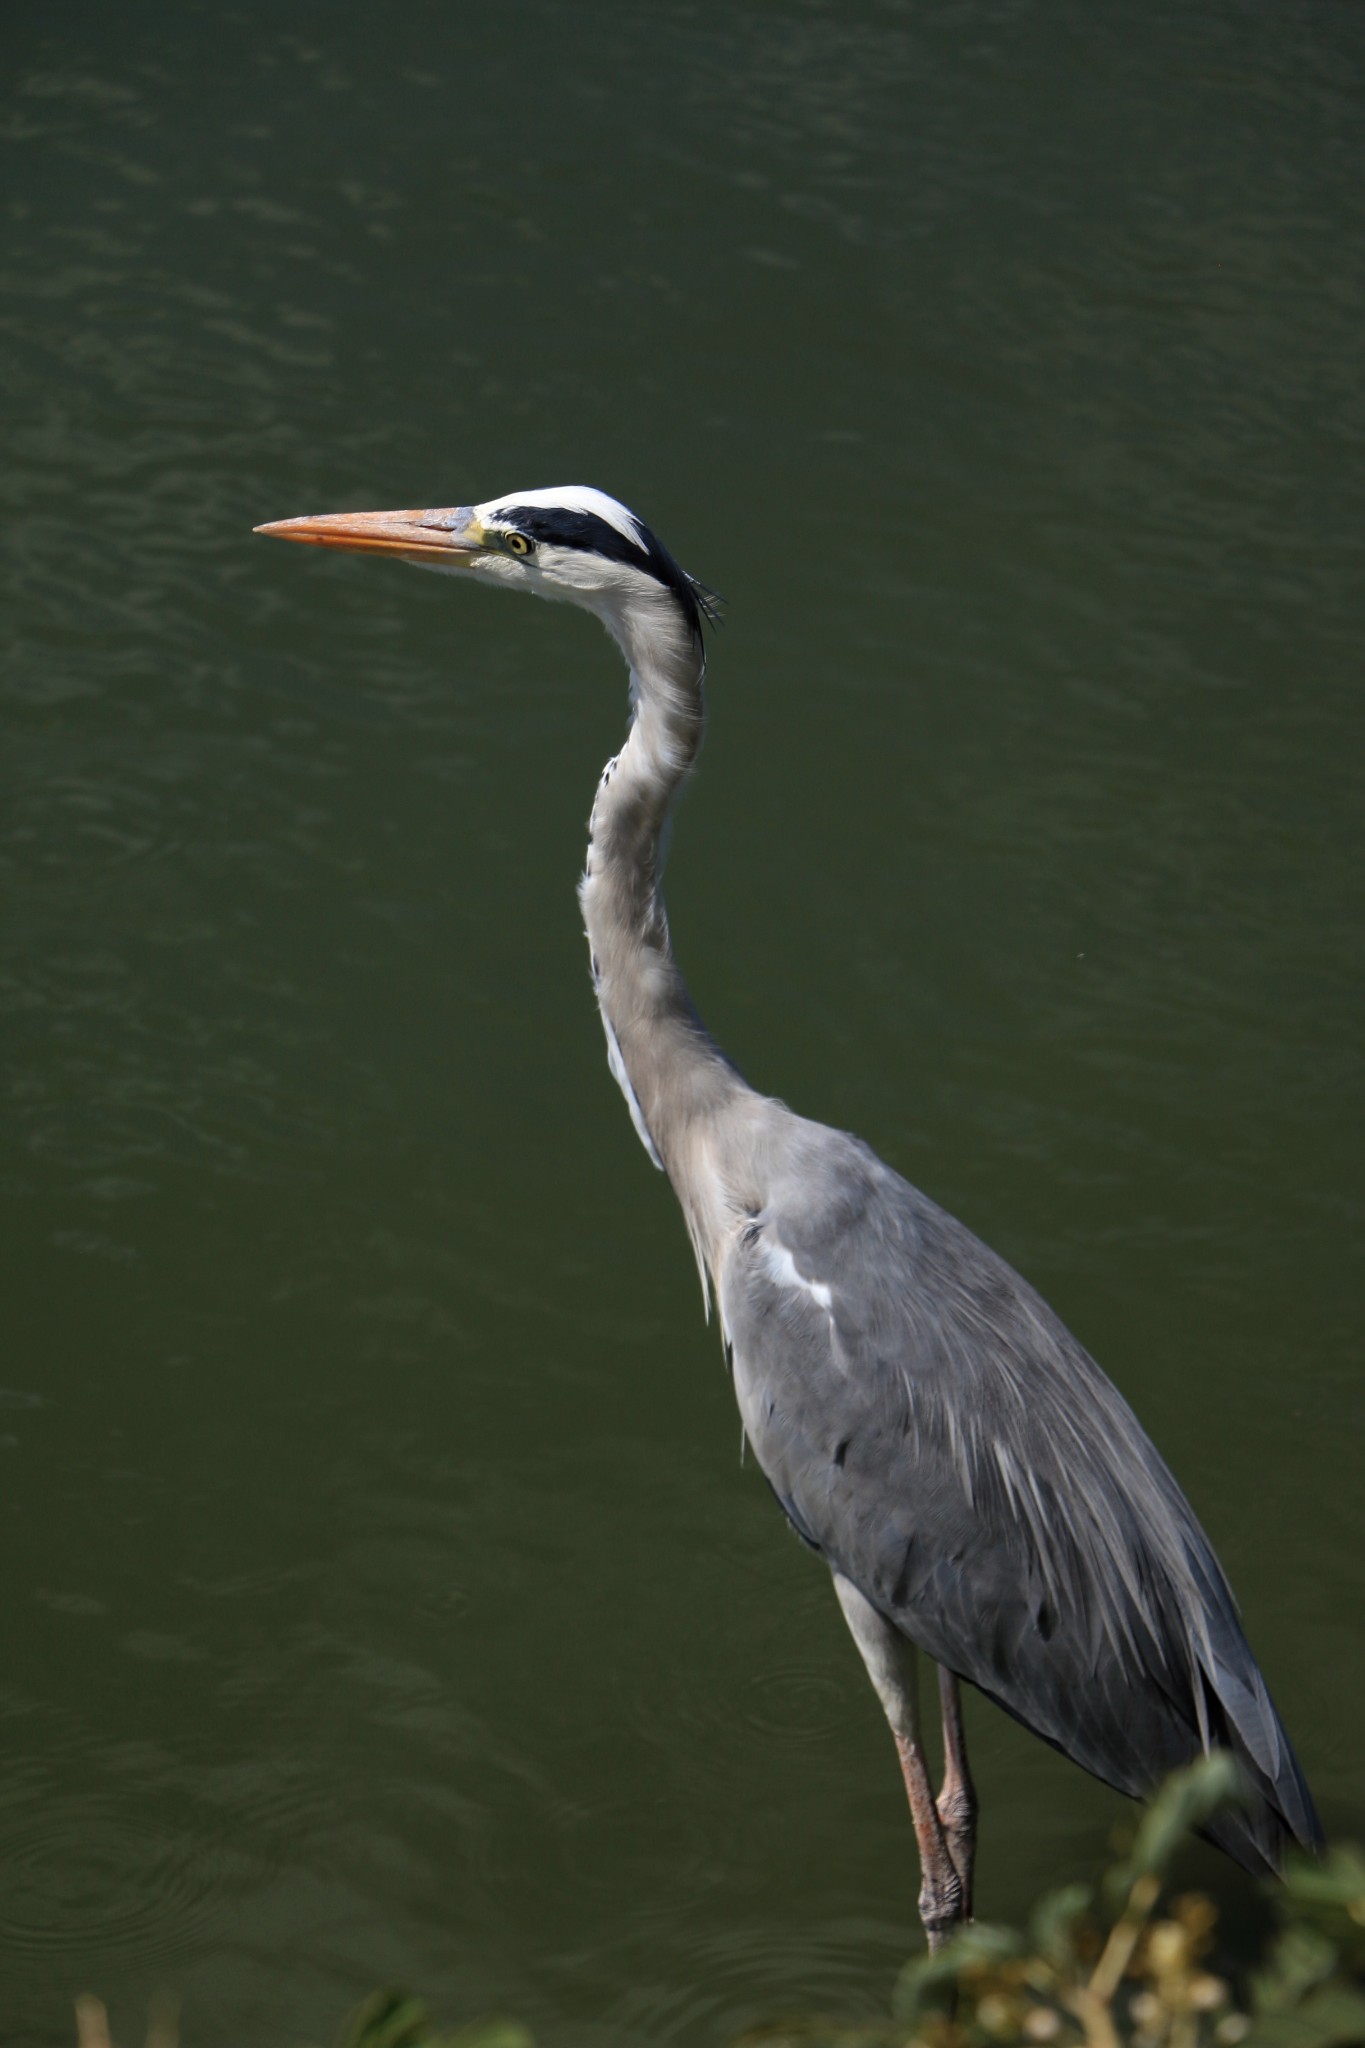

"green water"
[2, 4, 1361, 2043]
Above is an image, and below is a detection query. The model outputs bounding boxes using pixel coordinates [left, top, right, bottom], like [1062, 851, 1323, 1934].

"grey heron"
[255, 485, 1322, 1949]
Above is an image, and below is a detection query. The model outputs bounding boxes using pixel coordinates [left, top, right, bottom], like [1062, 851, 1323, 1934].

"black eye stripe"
[492, 503, 719, 641]
[496, 505, 649, 567]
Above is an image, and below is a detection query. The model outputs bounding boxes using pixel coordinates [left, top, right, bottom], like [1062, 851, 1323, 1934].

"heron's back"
[714, 1108, 1321, 1874]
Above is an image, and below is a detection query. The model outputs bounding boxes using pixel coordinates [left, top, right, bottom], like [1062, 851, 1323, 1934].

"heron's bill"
[253, 508, 485, 563]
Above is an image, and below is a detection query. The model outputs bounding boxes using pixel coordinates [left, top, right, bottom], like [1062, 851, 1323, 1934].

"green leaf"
[1239, 1981, 1365, 2048]
[1029, 1881, 1094, 1969]
[338, 1990, 439, 2048]
[333, 1997, 534, 2048]
[1282, 1844, 1365, 1973]
[891, 1922, 1024, 2023]
[444, 2026, 536, 2048]
[1252, 1925, 1339, 2014]
[1107, 1752, 1244, 1898]
[1283, 1843, 1365, 1910]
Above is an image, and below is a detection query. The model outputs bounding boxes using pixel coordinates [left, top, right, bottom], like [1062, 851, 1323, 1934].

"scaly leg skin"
[936, 1665, 978, 1921]
[832, 1574, 968, 1953]
[894, 1723, 967, 1952]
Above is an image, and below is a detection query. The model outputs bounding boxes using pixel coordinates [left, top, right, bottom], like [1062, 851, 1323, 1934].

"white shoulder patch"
[760, 1236, 834, 1314]
[481, 484, 647, 551]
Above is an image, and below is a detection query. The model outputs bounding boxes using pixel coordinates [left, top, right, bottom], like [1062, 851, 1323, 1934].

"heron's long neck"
[578, 597, 748, 1219]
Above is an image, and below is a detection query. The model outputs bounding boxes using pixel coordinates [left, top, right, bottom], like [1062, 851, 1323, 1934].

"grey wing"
[721, 1116, 1321, 1875]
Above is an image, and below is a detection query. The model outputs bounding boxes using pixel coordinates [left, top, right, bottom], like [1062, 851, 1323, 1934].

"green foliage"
[728, 1758, 1364, 2048]
[1239, 1847, 1365, 2048]
[332, 1991, 534, 2048]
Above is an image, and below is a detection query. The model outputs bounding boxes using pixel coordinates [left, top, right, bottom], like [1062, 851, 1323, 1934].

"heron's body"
[721, 1112, 1310, 1869]
[257, 483, 1321, 1944]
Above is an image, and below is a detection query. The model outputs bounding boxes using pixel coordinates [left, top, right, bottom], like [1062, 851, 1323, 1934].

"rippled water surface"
[3, 4, 1362, 2043]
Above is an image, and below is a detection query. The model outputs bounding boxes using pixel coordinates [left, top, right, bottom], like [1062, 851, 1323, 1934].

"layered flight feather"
[718, 1107, 1321, 1875]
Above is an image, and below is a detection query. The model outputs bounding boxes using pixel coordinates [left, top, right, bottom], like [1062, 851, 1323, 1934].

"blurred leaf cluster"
[329, 1991, 534, 2048]
[732, 1757, 1365, 2048]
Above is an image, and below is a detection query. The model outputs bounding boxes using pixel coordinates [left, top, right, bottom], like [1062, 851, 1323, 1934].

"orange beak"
[252, 506, 487, 564]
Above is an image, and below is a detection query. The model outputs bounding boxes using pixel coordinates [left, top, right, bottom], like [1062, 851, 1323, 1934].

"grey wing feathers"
[720, 1114, 1321, 1875]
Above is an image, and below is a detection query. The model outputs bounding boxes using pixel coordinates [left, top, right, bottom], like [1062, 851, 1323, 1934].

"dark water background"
[2, 3, 1362, 2043]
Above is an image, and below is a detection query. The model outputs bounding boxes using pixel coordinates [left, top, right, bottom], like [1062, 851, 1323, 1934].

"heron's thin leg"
[935, 1666, 977, 1919]
[832, 1575, 966, 1952]
[892, 1720, 966, 1952]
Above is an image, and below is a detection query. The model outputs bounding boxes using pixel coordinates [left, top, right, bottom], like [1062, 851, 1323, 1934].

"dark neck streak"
[578, 606, 748, 1220]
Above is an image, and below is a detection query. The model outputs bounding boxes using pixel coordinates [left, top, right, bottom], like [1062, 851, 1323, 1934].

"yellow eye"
[504, 531, 532, 557]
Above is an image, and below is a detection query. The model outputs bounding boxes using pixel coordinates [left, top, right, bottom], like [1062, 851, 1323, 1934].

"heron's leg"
[935, 1665, 977, 1919]
[832, 1574, 966, 1952]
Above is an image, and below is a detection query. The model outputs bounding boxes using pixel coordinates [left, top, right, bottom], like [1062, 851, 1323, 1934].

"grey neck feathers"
[578, 586, 749, 1241]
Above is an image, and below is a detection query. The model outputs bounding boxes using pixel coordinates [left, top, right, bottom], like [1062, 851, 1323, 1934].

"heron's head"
[255, 484, 718, 663]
